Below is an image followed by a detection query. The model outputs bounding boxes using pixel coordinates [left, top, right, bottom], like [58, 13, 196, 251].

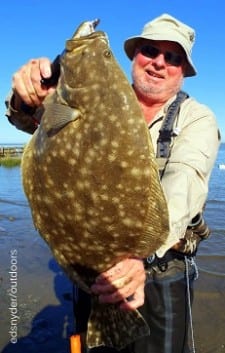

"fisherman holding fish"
[5, 13, 220, 353]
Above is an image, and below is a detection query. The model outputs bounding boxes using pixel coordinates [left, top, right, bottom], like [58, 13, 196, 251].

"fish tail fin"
[86, 297, 149, 350]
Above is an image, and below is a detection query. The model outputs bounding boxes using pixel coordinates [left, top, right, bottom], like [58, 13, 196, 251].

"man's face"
[132, 40, 187, 102]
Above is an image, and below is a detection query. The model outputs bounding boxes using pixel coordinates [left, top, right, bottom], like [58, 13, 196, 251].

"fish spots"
[46, 155, 52, 164]
[76, 180, 86, 191]
[65, 142, 73, 151]
[88, 219, 100, 228]
[111, 140, 119, 148]
[118, 210, 126, 218]
[127, 118, 136, 125]
[66, 190, 75, 199]
[102, 216, 112, 223]
[98, 138, 108, 147]
[84, 154, 95, 165]
[59, 150, 66, 158]
[79, 167, 88, 176]
[42, 195, 53, 205]
[143, 167, 152, 177]
[134, 185, 142, 192]
[111, 196, 120, 204]
[54, 191, 64, 199]
[45, 178, 55, 189]
[108, 153, 116, 162]
[130, 167, 141, 177]
[35, 194, 42, 202]
[120, 161, 129, 168]
[68, 157, 76, 166]
[79, 241, 89, 249]
[100, 194, 109, 201]
[108, 114, 117, 122]
[75, 132, 82, 140]
[85, 148, 96, 159]
[51, 150, 57, 157]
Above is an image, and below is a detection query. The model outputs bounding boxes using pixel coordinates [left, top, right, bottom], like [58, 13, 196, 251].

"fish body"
[22, 20, 169, 349]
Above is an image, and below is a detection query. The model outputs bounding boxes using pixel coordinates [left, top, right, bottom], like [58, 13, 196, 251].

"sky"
[0, 0, 225, 144]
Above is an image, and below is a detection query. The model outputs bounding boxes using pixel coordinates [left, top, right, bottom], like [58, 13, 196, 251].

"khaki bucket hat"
[124, 14, 197, 77]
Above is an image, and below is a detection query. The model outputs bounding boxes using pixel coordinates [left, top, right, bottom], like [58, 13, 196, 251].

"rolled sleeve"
[5, 91, 39, 134]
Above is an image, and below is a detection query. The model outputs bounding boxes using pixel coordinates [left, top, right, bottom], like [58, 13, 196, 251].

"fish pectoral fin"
[86, 297, 150, 350]
[42, 103, 81, 136]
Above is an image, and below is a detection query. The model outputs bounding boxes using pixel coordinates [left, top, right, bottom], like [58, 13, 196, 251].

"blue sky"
[1, 0, 224, 143]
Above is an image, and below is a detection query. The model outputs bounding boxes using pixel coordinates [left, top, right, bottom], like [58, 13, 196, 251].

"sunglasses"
[139, 45, 183, 67]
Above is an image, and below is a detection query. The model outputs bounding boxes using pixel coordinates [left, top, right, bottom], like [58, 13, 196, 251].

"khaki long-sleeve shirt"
[148, 95, 220, 256]
[5, 92, 221, 257]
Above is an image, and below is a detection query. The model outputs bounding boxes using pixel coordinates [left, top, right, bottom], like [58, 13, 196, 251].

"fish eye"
[104, 50, 111, 58]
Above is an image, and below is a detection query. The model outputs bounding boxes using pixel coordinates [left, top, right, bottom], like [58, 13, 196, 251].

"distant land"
[0, 142, 27, 147]
[1, 142, 225, 147]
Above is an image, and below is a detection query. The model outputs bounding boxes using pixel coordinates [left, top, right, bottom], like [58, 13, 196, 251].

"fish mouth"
[93, 19, 100, 29]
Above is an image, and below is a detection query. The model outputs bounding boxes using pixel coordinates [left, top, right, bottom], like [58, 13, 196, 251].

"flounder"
[21, 20, 169, 350]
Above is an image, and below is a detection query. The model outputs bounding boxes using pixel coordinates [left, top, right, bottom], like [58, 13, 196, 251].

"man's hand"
[12, 57, 56, 108]
[91, 258, 146, 310]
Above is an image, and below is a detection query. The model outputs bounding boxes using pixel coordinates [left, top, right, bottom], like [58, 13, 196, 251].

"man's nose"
[152, 53, 166, 66]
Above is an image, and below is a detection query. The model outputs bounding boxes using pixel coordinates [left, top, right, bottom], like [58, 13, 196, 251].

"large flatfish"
[21, 19, 169, 350]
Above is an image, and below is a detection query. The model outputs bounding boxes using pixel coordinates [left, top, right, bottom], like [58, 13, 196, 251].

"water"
[0, 167, 74, 353]
[198, 142, 225, 257]
[0, 144, 225, 352]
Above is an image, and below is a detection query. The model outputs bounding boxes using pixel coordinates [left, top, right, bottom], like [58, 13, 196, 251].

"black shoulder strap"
[156, 90, 189, 159]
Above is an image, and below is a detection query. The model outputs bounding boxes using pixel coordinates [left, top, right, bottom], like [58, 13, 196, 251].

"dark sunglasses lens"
[165, 52, 183, 66]
[140, 45, 183, 66]
[140, 45, 159, 58]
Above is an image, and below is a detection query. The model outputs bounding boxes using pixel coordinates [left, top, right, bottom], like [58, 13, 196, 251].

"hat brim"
[124, 35, 197, 77]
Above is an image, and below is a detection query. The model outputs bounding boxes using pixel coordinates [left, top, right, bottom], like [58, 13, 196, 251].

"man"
[5, 14, 220, 353]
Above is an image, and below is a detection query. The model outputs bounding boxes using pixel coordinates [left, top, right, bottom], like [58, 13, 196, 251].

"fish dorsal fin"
[41, 103, 81, 136]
